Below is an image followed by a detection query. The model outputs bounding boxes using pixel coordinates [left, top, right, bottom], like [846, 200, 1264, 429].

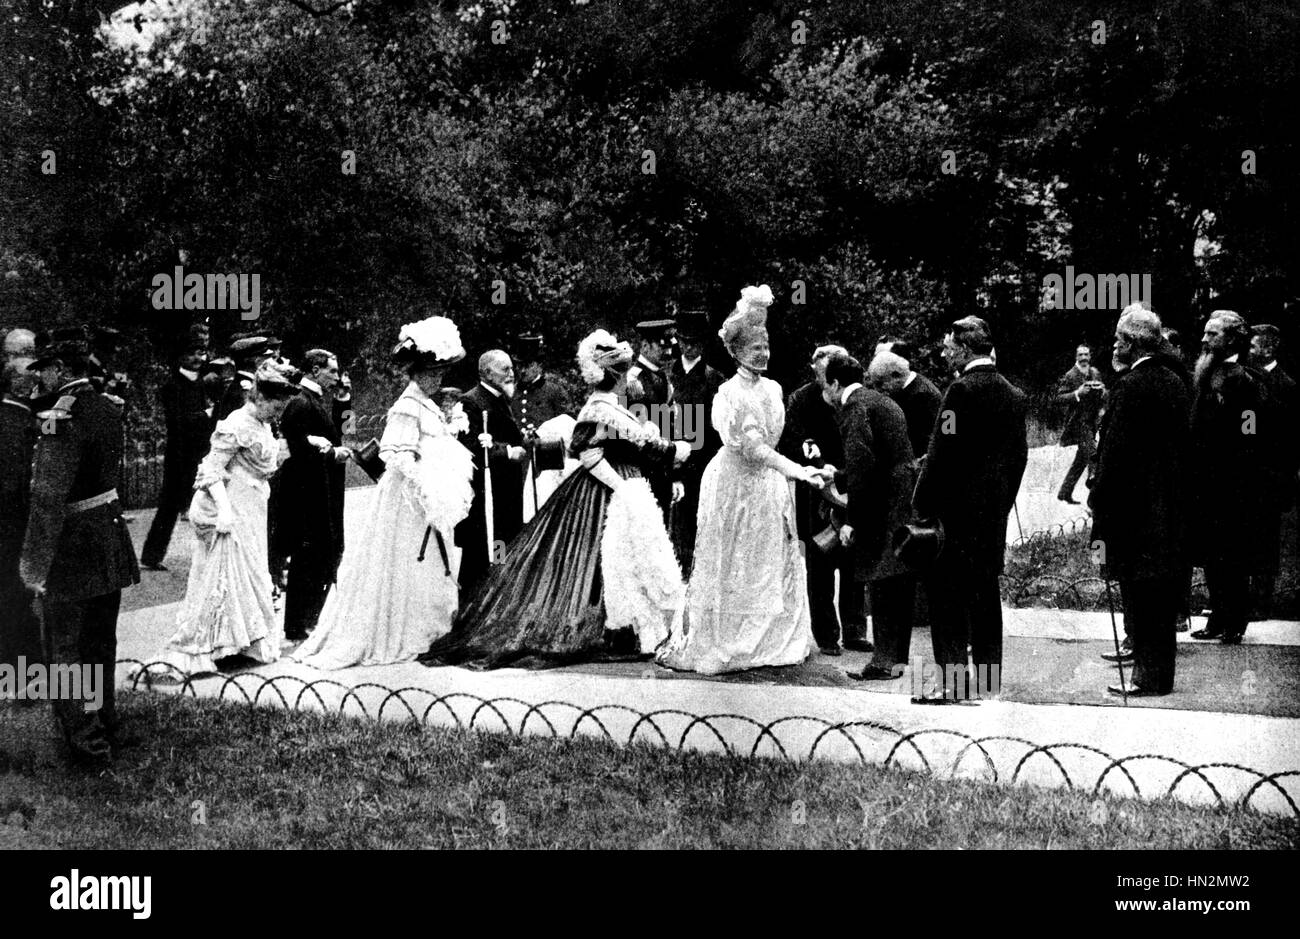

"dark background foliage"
[2, 0, 1296, 425]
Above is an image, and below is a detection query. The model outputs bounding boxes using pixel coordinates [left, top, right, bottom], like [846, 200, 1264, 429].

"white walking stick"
[482, 410, 496, 564]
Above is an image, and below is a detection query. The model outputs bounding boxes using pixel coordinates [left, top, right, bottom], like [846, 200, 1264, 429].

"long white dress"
[144, 404, 283, 676]
[657, 370, 816, 674]
[292, 383, 474, 669]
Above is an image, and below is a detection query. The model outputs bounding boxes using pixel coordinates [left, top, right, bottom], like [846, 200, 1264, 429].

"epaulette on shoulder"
[36, 394, 78, 422]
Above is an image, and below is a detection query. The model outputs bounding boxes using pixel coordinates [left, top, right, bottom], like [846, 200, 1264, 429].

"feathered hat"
[392, 316, 466, 368]
[718, 284, 774, 355]
[577, 329, 634, 385]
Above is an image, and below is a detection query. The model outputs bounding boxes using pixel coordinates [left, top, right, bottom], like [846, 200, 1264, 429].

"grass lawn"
[1, 694, 1296, 849]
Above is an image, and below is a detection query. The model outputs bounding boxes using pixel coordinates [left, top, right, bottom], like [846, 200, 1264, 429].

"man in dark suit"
[1, 359, 41, 684]
[822, 354, 917, 680]
[777, 344, 868, 654]
[1054, 344, 1106, 503]
[278, 349, 351, 639]
[667, 310, 724, 575]
[456, 349, 527, 602]
[1250, 323, 1298, 618]
[868, 349, 942, 468]
[913, 316, 1028, 702]
[20, 340, 140, 765]
[626, 318, 676, 513]
[1089, 308, 1191, 696]
[1189, 311, 1274, 643]
[140, 340, 211, 570]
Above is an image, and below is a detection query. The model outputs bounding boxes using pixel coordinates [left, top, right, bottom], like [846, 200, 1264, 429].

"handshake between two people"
[306, 435, 352, 463]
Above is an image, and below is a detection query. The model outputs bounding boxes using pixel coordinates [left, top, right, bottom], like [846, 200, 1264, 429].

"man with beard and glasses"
[1089, 308, 1191, 696]
[455, 350, 527, 602]
[1189, 311, 1275, 644]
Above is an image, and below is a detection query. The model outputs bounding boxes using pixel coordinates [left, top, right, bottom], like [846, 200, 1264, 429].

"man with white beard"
[1188, 311, 1274, 644]
[455, 350, 528, 601]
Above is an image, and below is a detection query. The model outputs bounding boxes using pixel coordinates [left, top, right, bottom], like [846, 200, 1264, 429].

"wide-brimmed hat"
[392, 316, 466, 368]
[28, 339, 90, 371]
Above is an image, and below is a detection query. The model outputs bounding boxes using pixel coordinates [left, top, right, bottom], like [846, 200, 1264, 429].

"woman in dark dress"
[420, 329, 691, 669]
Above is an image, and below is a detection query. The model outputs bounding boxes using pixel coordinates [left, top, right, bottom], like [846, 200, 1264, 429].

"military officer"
[1, 358, 40, 687]
[20, 339, 140, 765]
[510, 334, 570, 435]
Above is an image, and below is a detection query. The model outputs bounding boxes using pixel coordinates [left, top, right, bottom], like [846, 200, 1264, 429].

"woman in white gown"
[293, 316, 474, 669]
[658, 285, 825, 675]
[139, 362, 300, 677]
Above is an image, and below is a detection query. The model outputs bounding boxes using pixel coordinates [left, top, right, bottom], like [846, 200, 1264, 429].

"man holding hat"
[20, 338, 140, 764]
[667, 310, 723, 574]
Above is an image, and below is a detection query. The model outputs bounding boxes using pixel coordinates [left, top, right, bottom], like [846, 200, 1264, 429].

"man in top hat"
[820, 352, 918, 679]
[278, 348, 351, 639]
[913, 316, 1027, 702]
[1, 357, 41, 686]
[139, 335, 211, 571]
[777, 343, 868, 654]
[20, 338, 140, 764]
[456, 350, 528, 601]
[511, 334, 570, 435]
[666, 310, 723, 574]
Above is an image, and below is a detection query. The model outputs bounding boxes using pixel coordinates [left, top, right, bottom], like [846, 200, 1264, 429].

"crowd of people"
[0, 290, 1294, 765]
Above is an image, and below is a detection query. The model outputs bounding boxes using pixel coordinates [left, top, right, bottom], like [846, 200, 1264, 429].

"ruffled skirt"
[420, 462, 682, 669]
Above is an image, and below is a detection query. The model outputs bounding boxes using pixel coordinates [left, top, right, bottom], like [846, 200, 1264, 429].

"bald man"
[455, 350, 527, 601]
[868, 350, 942, 462]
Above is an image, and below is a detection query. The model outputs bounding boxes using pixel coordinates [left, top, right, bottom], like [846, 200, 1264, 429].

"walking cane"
[482, 411, 496, 564]
[1013, 500, 1024, 540]
[1104, 577, 1128, 705]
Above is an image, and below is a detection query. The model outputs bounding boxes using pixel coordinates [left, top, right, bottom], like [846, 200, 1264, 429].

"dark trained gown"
[419, 391, 684, 669]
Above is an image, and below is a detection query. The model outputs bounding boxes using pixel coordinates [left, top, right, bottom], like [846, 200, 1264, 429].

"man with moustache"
[667, 310, 724, 575]
[912, 316, 1027, 702]
[777, 343, 868, 655]
[456, 350, 528, 602]
[278, 349, 352, 639]
[819, 353, 917, 680]
[1054, 344, 1106, 504]
[1089, 307, 1191, 696]
[1189, 311, 1274, 644]
[626, 318, 676, 515]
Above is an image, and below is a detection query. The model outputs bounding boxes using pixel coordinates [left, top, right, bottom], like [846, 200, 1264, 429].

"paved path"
[112, 454, 1300, 815]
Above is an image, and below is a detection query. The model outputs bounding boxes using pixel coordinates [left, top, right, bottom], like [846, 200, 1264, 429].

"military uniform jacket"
[626, 357, 671, 411]
[20, 379, 140, 599]
[668, 357, 724, 481]
[511, 374, 570, 436]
